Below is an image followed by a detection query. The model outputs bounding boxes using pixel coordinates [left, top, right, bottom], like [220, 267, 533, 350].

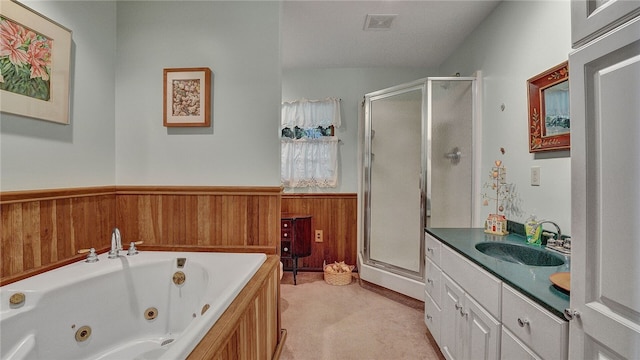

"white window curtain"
[281, 98, 340, 188]
[281, 98, 341, 128]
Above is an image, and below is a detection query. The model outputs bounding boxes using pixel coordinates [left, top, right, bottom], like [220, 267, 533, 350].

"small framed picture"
[163, 67, 211, 127]
[527, 61, 570, 153]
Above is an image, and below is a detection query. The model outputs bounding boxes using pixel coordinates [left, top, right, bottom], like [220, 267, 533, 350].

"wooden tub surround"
[187, 255, 283, 359]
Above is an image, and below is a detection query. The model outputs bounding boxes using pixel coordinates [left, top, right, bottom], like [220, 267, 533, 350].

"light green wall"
[115, 1, 281, 186]
[1, 1, 117, 191]
[440, 0, 572, 234]
[1, 1, 282, 191]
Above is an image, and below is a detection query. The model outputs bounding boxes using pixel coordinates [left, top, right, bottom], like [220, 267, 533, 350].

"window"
[280, 98, 341, 188]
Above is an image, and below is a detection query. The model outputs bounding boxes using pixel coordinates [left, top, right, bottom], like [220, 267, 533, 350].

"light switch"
[531, 166, 541, 186]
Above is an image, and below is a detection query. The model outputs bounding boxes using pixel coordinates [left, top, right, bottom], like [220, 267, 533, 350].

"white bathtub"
[0, 251, 266, 360]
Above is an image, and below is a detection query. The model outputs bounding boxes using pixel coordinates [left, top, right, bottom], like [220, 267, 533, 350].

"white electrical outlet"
[531, 166, 541, 186]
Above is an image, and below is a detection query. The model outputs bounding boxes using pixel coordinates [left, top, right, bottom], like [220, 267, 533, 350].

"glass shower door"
[364, 81, 425, 278]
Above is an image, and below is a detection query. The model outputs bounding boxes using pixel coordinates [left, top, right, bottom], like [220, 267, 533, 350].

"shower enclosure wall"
[359, 76, 480, 299]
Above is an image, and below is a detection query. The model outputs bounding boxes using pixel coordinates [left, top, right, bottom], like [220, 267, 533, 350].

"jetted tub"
[0, 251, 266, 360]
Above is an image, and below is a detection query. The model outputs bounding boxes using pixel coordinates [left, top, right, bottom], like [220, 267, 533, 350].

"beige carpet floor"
[279, 271, 444, 360]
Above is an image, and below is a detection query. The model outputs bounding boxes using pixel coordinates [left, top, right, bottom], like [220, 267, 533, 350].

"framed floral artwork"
[527, 61, 570, 153]
[0, 0, 72, 124]
[163, 67, 211, 127]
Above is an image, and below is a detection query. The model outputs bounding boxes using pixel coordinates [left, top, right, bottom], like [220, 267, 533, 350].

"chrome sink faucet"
[108, 227, 122, 259]
[537, 220, 562, 241]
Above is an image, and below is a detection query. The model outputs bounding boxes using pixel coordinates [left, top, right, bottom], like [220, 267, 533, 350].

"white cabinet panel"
[442, 273, 500, 360]
[466, 295, 500, 360]
[425, 290, 442, 346]
[441, 244, 501, 319]
[426, 233, 442, 264]
[426, 257, 442, 305]
[571, 0, 640, 47]
[570, 15, 640, 360]
[442, 274, 465, 360]
[502, 285, 568, 360]
[501, 327, 542, 360]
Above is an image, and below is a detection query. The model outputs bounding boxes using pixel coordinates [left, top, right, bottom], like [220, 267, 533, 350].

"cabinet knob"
[427, 247, 434, 253]
[517, 317, 530, 327]
[427, 278, 434, 284]
[454, 303, 462, 310]
[460, 309, 468, 318]
[283, 223, 289, 228]
[283, 233, 289, 238]
[283, 247, 289, 252]
[426, 314, 433, 320]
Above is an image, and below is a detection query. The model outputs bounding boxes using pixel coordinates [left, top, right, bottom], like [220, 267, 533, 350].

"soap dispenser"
[524, 214, 542, 245]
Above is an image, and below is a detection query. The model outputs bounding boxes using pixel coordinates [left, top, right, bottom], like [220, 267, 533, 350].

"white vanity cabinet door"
[425, 290, 442, 346]
[441, 274, 465, 360]
[571, 0, 640, 47]
[501, 285, 568, 360]
[501, 327, 542, 360]
[464, 294, 500, 360]
[441, 273, 500, 360]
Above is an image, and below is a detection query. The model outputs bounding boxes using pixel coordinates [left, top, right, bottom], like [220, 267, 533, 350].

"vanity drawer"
[425, 233, 442, 265]
[441, 244, 502, 319]
[424, 290, 442, 346]
[425, 257, 442, 306]
[502, 285, 568, 360]
[501, 327, 542, 360]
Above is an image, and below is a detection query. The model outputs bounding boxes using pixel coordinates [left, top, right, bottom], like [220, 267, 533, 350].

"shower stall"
[358, 76, 480, 299]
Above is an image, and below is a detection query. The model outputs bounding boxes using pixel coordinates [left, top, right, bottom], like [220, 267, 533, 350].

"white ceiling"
[282, 0, 502, 69]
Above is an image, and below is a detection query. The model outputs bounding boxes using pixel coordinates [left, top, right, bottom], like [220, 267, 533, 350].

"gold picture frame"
[527, 61, 570, 153]
[163, 67, 211, 127]
[0, 0, 72, 124]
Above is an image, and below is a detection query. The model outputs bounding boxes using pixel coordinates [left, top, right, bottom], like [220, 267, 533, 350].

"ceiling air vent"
[363, 14, 397, 31]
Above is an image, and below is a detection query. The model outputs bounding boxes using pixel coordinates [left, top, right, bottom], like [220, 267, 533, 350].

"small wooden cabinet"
[281, 213, 312, 285]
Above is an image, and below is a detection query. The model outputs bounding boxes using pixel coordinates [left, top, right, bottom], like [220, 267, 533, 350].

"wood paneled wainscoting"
[1, 186, 281, 283]
[1, 187, 117, 282]
[281, 193, 357, 271]
[115, 186, 281, 252]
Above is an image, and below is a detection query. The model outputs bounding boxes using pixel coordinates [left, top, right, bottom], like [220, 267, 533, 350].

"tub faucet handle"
[127, 241, 144, 256]
[78, 247, 99, 263]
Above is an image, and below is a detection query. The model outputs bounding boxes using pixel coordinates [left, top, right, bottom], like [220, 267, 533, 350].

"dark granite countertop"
[426, 227, 570, 319]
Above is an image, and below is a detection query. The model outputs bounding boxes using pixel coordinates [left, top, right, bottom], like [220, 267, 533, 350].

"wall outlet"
[315, 230, 323, 242]
[531, 166, 541, 186]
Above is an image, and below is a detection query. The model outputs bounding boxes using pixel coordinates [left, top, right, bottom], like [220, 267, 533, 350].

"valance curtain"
[281, 97, 341, 128]
[281, 98, 340, 188]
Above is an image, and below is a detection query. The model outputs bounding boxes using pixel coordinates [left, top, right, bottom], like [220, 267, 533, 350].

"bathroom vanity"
[424, 228, 570, 360]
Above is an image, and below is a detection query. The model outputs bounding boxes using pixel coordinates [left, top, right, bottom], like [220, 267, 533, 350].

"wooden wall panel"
[115, 187, 281, 250]
[281, 193, 358, 270]
[0, 188, 116, 280]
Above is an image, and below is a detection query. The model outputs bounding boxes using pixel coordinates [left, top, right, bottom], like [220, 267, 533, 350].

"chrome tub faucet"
[108, 227, 122, 259]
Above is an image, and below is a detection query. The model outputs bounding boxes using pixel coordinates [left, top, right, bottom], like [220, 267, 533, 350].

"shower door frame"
[362, 79, 427, 281]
